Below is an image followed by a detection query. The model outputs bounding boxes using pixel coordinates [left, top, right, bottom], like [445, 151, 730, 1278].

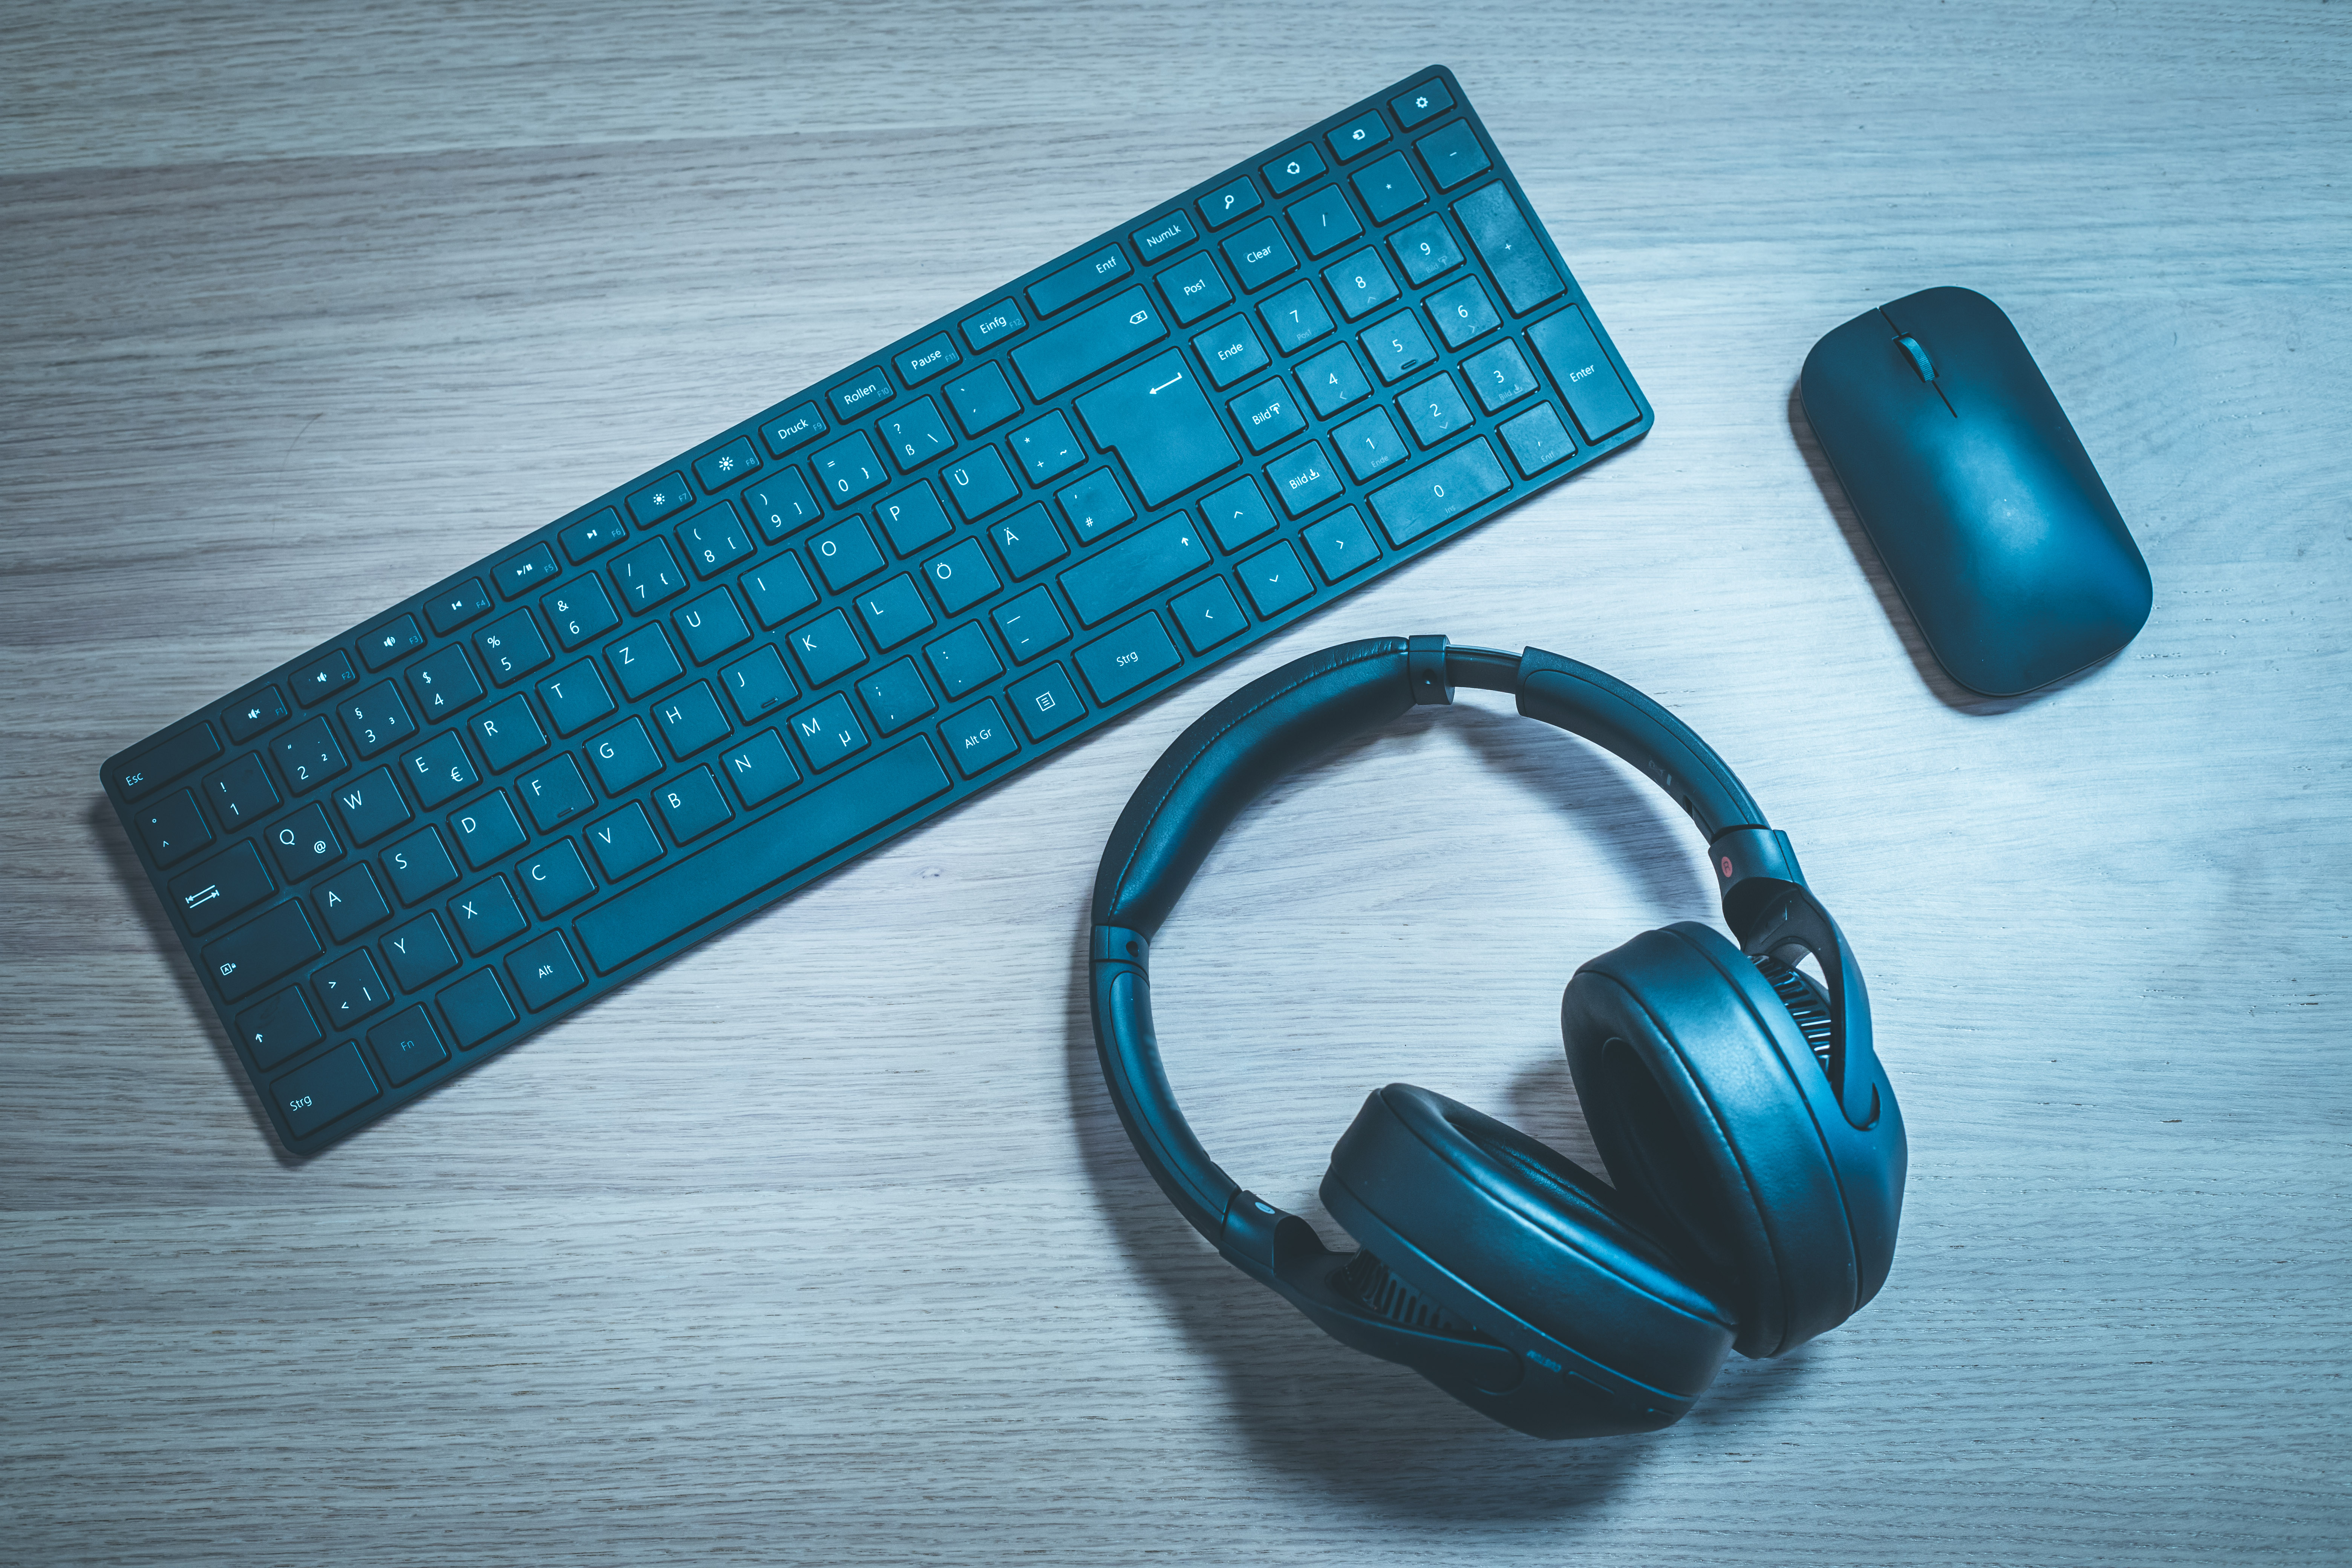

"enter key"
[1075, 351, 1241, 509]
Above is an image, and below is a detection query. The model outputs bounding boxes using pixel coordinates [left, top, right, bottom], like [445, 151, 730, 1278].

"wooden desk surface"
[4, 3, 2345, 1561]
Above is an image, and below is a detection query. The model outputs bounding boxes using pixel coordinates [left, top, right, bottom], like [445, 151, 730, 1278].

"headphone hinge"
[1091, 925, 1150, 968]
[1406, 634, 1454, 705]
[1709, 826, 1806, 934]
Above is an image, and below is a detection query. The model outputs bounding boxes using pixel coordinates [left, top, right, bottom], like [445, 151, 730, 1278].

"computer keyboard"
[101, 66, 1652, 1153]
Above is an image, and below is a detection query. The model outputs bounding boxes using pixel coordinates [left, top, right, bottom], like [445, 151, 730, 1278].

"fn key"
[271, 1042, 380, 1139]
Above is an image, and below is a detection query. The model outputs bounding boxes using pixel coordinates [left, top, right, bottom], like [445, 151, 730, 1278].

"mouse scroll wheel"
[1894, 335, 1937, 384]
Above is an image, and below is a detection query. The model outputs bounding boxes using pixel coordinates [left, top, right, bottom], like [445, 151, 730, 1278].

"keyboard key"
[1006, 662, 1086, 740]
[607, 621, 685, 700]
[942, 362, 1021, 436]
[1010, 287, 1170, 400]
[1499, 401, 1579, 476]
[135, 788, 212, 866]
[358, 615, 426, 670]
[292, 649, 359, 709]
[1200, 475, 1281, 551]
[1170, 576, 1248, 654]
[205, 900, 323, 1001]
[436, 969, 517, 1049]
[626, 472, 696, 527]
[1328, 110, 1391, 161]
[1259, 280, 1334, 354]
[518, 839, 596, 919]
[1199, 175, 1262, 229]
[423, 578, 493, 636]
[672, 588, 752, 665]
[474, 608, 553, 686]
[1221, 218, 1297, 292]
[368, 1006, 449, 1086]
[450, 790, 527, 868]
[1226, 379, 1305, 455]
[223, 688, 288, 744]
[657, 766, 735, 843]
[942, 446, 1021, 521]
[1391, 79, 1454, 128]
[960, 299, 1027, 352]
[740, 555, 819, 628]
[1056, 470, 1135, 544]
[1367, 436, 1513, 546]
[762, 406, 831, 464]
[273, 716, 349, 794]
[720, 729, 801, 807]
[339, 681, 416, 757]
[330, 765, 413, 845]
[1286, 186, 1362, 258]
[471, 693, 547, 772]
[1390, 213, 1464, 286]
[1076, 350, 1241, 508]
[1324, 249, 1400, 321]
[449, 875, 527, 954]
[1296, 344, 1371, 417]
[170, 840, 275, 934]
[693, 436, 763, 495]
[940, 697, 1018, 776]
[1302, 505, 1381, 581]
[812, 430, 890, 505]
[586, 801, 666, 879]
[677, 505, 752, 578]
[272, 1043, 379, 1140]
[1262, 143, 1326, 194]
[559, 507, 629, 562]
[786, 607, 868, 687]
[1265, 441, 1344, 516]
[1351, 152, 1426, 224]
[1073, 613, 1182, 704]
[1156, 253, 1232, 325]
[311, 948, 393, 1029]
[992, 586, 1071, 664]
[924, 623, 1003, 699]
[828, 367, 896, 422]
[789, 692, 870, 770]
[314, 862, 392, 941]
[507, 931, 587, 1012]
[1333, 407, 1410, 481]
[516, 753, 594, 832]
[542, 576, 621, 649]
[1400, 370, 1475, 446]
[1427, 276, 1501, 349]
[381, 825, 460, 905]
[1131, 208, 1197, 263]
[1453, 186, 1564, 314]
[239, 987, 322, 1070]
[574, 738, 952, 975]
[1237, 540, 1314, 616]
[719, 644, 797, 723]
[1463, 338, 1539, 411]
[495, 542, 560, 599]
[1525, 306, 1643, 441]
[894, 333, 962, 387]
[744, 467, 822, 541]
[1193, 316, 1270, 389]
[1414, 120, 1488, 189]
[1059, 514, 1212, 627]
[655, 681, 733, 759]
[989, 504, 1068, 579]
[202, 750, 279, 830]
[1030, 244, 1132, 316]
[855, 574, 935, 650]
[1360, 311, 1438, 383]
[874, 481, 954, 557]
[858, 657, 937, 734]
[921, 537, 1001, 616]
[405, 644, 484, 722]
[589, 717, 663, 792]
[1011, 410, 1086, 484]
[879, 397, 957, 473]
[382, 913, 461, 992]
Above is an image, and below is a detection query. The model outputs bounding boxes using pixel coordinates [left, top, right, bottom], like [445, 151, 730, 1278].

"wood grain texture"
[3, 2, 2347, 1561]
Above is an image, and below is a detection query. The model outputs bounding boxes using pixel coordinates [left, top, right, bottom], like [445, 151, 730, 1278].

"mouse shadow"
[1058, 709, 1815, 1514]
[1785, 381, 2121, 716]
[85, 796, 304, 1166]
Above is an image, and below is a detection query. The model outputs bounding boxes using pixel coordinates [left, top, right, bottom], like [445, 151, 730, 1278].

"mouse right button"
[1527, 309, 1639, 442]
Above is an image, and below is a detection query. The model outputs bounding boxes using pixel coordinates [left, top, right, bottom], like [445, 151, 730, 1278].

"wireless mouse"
[1799, 286, 2153, 697]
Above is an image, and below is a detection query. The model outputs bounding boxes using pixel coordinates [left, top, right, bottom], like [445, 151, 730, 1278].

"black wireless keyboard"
[102, 67, 1652, 1153]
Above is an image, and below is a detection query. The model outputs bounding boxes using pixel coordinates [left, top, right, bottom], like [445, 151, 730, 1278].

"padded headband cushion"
[1093, 637, 1413, 937]
[1562, 923, 1860, 1359]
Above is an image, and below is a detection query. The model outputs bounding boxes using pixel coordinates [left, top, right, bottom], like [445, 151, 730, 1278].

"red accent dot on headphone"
[1720, 856, 1734, 877]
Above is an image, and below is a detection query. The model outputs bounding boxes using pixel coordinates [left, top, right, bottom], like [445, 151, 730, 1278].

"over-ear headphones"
[1088, 637, 1906, 1439]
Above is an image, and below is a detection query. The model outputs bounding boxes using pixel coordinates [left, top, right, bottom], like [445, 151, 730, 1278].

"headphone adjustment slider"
[1090, 924, 1151, 969]
[1406, 634, 1454, 705]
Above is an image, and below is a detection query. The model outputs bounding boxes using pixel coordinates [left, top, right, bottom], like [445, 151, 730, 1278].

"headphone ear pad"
[1562, 922, 1861, 1358]
[1319, 1083, 1736, 1438]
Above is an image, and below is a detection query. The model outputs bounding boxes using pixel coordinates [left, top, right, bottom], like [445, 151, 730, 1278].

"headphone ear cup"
[1319, 1083, 1736, 1438]
[1562, 922, 1862, 1359]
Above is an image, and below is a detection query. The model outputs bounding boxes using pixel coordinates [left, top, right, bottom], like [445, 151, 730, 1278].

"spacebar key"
[574, 738, 953, 973]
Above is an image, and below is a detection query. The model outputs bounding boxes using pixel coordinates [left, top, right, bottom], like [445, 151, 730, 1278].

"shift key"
[1059, 514, 1213, 628]
[202, 900, 324, 1000]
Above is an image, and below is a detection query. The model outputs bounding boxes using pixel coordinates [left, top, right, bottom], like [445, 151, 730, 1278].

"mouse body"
[1800, 286, 2152, 697]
